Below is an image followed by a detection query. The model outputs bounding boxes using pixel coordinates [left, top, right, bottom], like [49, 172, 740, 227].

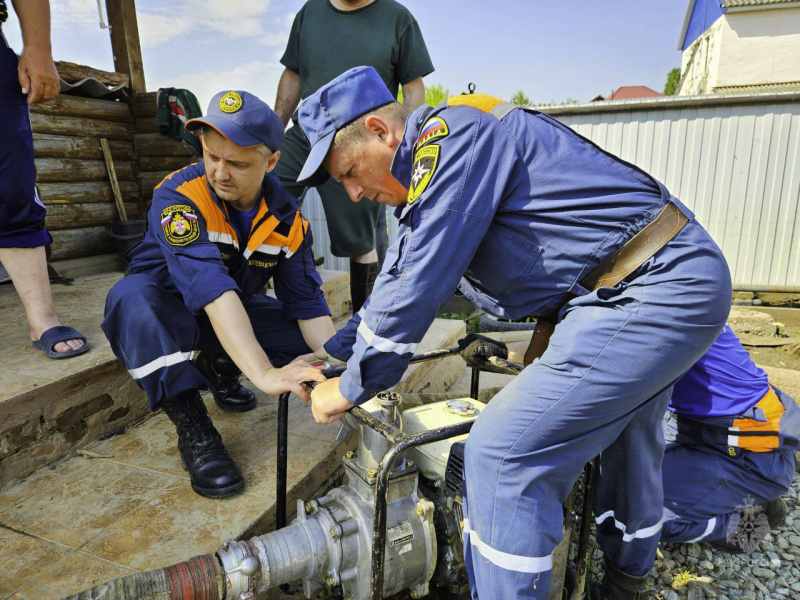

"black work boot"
[590, 557, 649, 600]
[709, 497, 788, 554]
[195, 351, 256, 412]
[161, 390, 244, 498]
[350, 260, 378, 313]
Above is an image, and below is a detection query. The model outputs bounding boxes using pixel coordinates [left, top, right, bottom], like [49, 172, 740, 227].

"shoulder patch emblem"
[417, 117, 449, 146]
[408, 144, 439, 204]
[219, 91, 243, 113]
[161, 204, 200, 246]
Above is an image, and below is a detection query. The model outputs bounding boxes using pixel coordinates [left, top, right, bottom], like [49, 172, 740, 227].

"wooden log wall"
[25, 81, 198, 276]
[133, 92, 200, 201]
[30, 94, 141, 264]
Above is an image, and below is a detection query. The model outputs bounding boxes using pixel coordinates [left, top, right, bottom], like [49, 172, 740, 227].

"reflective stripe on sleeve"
[208, 231, 239, 249]
[595, 511, 663, 542]
[128, 351, 196, 380]
[463, 519, 552, 573]
[357, 319, 418, 355]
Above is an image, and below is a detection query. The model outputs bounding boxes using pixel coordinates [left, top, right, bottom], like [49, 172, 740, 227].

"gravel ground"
[580, 473, 800, 599]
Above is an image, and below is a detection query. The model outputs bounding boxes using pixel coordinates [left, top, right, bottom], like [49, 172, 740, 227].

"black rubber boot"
[350, 260, 379, 313]
[709, 497, 788, 554]
[161, 390, 244, 498]
[195, 352, 256, 412]
[590, 557, 649, 600]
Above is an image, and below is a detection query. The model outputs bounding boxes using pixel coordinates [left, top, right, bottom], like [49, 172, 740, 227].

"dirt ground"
[744, 306, 800, 371]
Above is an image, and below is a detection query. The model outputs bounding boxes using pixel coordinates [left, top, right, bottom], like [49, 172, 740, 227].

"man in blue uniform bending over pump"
[301, 67, 732, 600]
[102, 91, 332, 498]
[661, 325, 799, 553]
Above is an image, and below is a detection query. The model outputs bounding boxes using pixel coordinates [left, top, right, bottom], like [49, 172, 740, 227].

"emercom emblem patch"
[417, 117, 449, 146]
[408, 144, 439, 204]
[161, 204, 200, 246]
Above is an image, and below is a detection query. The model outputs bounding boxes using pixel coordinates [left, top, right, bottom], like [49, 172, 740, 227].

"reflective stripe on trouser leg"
[462, 221, 731, 598]
[660, 439, 795, 544]
[102, 274, 206, 410]
[593, 385, 671, 575]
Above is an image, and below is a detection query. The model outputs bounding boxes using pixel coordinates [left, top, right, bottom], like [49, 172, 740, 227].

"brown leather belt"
[523, 202, 689, 366]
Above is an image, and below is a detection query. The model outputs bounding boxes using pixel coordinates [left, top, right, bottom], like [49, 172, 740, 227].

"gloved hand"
[457, 333, 508, 367]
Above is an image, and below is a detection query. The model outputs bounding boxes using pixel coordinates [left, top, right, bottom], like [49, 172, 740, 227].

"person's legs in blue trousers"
[462, 221, 732, 599]
[660, 416, 795, 546]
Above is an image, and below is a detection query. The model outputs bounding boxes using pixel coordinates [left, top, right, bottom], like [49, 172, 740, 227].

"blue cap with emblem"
[296, 66, 395, 185]
[185, 90, 284, 152]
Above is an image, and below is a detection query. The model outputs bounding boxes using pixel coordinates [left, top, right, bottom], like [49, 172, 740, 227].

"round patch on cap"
[219, 91, 243, 113]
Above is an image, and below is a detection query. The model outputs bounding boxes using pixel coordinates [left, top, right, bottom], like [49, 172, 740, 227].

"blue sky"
[3, 0, 689, 109]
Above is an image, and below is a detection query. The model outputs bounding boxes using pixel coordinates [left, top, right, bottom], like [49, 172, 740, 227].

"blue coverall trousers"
[661, 412, 796, 545]
[462, 220, 732, 599]
[102, 274, 312, 410]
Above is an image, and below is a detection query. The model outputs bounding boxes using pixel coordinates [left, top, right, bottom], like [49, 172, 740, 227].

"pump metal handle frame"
[275, 346, 467, 530]
[347, 406, 475, 600]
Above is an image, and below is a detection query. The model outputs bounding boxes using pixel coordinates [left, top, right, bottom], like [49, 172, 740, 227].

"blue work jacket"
[326, 95, 693, 406]
[127, 162, 330, 319]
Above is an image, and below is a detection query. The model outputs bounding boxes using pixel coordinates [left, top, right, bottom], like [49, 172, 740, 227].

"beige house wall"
[679, 7, 800, 95]
[717, 8, 800, 88]
[679, 20, 724, 95]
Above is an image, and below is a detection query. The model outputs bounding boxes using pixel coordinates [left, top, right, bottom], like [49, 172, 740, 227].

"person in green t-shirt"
[273, 0, 434, 312]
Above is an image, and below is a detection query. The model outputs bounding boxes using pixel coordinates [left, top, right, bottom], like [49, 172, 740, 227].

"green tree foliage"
[397, 83, 450, 106]
[510, 90, 531, 106]
[664, 67, 681, 95]
[425, 83, 450, 106]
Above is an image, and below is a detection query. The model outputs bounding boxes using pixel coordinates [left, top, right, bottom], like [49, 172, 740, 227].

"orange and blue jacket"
[127, 162, 330, 319]
[670, 326, 800, 453]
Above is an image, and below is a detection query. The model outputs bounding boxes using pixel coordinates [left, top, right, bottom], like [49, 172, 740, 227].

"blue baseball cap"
[185, 90, 284, 152]
[297, 66, 395, 185]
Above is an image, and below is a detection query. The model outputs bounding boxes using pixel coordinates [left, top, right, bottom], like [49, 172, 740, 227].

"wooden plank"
[139, 155, 195, 172]
[133, 92, 157, 118]
[138, 171, 173, 199]
[134, 133, 195, 157]
[30, 95, 131, 123]
[31, 113, 133, 140]
[55, 61, 129, 87]
[35, 158, 135, 183]
[106, 0, 146, 94]
[49, 253, 123, 278]
[45, 202, 142, 230]
[49, 226, 115, 261]
[33, 134, 133, 161]
[38, 180, 140, 204]
[100, 139, 128, 220]
[135, 116, 160, 134]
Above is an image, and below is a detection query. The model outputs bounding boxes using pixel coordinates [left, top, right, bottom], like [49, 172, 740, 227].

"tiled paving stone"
[0, 527, 70, 598]
[10, 550, 135, 600]
[81, 482, 275, 572]
[0, 460, 180, 549]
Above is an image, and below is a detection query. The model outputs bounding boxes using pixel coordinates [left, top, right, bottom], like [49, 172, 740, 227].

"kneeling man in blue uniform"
[102, 91, 331, 498]
[301, 67, 732, 599]
[662, 326, 799, 552]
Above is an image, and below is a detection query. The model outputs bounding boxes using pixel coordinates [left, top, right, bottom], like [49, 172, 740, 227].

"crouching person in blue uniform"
[301, 67, 732, 600]
[102, 91, 333, 498]
[661, 325, 799, 552]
